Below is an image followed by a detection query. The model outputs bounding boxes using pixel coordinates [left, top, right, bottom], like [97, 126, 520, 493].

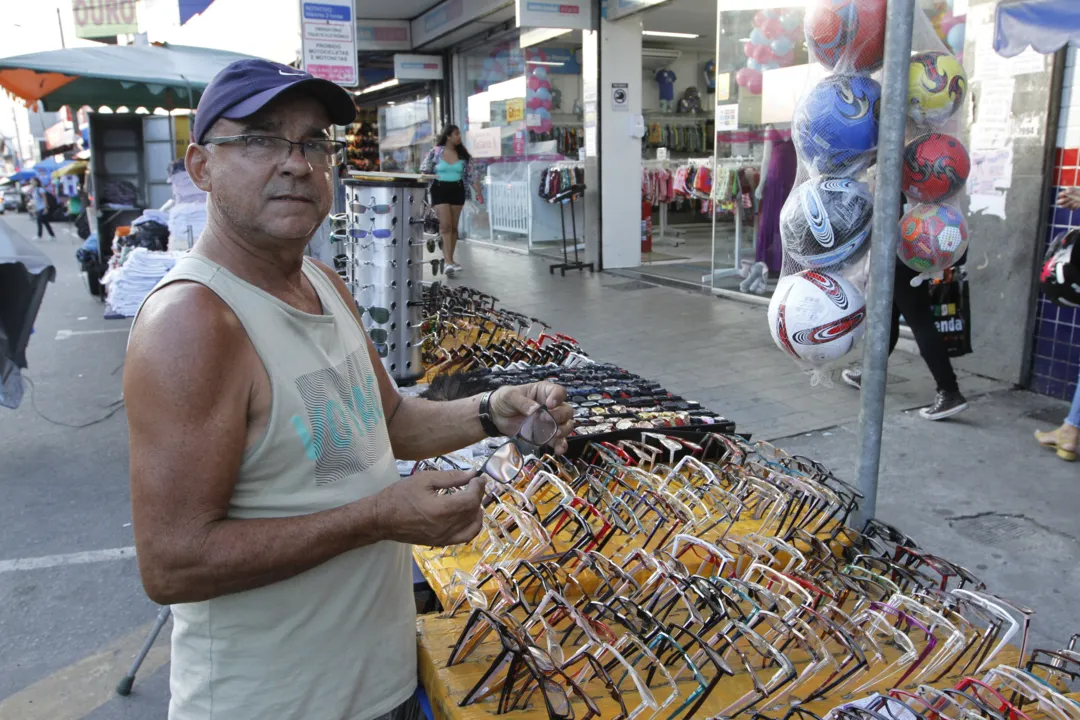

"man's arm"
[313, 262, 574, 459]
[125, 282, 483, 605]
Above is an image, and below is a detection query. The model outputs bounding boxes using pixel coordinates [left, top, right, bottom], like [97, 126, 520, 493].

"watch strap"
[478, 391, 502, 437]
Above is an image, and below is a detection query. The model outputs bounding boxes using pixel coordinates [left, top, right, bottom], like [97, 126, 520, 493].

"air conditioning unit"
[642, 47, 680, 71]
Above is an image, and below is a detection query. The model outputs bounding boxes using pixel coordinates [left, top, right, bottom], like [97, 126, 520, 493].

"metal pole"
[853, 0, 916, 528]
[57, 8, 66, 49]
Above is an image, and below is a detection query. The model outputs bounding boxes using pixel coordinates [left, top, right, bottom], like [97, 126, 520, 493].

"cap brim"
[221, 77, 357, 128]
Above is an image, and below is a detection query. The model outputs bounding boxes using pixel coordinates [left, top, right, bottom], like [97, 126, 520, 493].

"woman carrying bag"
[420, 125, 483, 277]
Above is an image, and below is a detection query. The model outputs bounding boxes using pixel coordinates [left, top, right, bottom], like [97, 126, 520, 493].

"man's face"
[189, 92, 334, 245]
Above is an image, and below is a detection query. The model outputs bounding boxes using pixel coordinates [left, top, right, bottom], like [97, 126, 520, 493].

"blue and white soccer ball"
[793, 74, 881, 177]
[780, 177, 874, 269]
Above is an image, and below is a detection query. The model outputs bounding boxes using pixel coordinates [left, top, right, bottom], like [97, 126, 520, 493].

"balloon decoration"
[737, 8, 804, 96]
[525, 63, 553, 133]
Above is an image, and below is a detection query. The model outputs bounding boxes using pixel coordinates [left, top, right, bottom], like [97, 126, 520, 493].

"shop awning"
[3, 170, 36, 184]
[995, 0, 1080, 57]
[0, 43, 255, 112]
[53, 160, 88, 180]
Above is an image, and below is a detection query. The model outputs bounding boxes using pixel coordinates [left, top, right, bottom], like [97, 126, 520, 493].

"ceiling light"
[642, 30, 700, 39]
[387, 101, 396, 105]
[738, 37, 751, 42]
[355, 78, 399, 96]
[526, 60, 566, 66]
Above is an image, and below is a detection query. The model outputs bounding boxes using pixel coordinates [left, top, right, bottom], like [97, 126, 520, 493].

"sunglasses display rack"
[408, 429, 1077, 720]
[341, 177, 430, 385]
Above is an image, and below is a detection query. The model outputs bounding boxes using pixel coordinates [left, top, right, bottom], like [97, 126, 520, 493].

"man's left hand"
[489, 382, 573, 454]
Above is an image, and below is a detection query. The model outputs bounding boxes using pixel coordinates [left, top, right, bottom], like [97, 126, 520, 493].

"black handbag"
[928, 265, 972, 358]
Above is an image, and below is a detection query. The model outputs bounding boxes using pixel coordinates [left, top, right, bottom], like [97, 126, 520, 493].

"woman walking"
[420, 125, 482, 277]
[29, 178, 55, 239]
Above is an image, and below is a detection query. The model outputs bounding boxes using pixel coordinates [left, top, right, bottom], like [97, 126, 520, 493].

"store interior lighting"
[641, 30, 701, 39]
[526, 60, 566, 66]
[355, 78, 399, 96]
[519, 27, 572, 48]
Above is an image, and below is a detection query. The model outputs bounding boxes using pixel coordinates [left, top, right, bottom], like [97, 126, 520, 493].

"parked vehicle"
[3, 188, 26, 213]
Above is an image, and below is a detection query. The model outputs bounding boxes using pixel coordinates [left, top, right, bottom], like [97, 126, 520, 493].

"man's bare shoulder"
[126, 282, 253, 395]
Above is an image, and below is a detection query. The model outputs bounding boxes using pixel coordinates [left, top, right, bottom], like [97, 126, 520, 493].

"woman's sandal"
[1035, 427, 1078, 461]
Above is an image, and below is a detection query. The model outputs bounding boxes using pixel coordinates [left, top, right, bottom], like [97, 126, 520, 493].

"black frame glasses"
[202, 134, 345, 167]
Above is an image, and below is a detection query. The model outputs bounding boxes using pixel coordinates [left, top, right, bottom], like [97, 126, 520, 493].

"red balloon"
[753, 11, 768, 27]
[748, 73, 763, 94]
[753, 44, 774, 64]
[743, 41, 756, 58]
[763, 17, 784, 40]
[777, 50, 795, 66]
[735, 67, 755, 87]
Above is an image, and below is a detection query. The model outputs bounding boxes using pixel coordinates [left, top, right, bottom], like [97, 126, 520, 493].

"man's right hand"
[374, 470, 485, 547]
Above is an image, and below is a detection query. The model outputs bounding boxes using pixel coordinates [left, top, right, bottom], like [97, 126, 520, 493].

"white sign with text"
[301, 0, 358, 87]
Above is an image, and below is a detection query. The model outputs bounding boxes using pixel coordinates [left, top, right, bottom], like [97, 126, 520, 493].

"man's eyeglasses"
[202, 135, 345, 167]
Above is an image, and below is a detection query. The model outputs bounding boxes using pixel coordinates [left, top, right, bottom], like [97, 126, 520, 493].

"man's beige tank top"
[134, 254, 416, 720]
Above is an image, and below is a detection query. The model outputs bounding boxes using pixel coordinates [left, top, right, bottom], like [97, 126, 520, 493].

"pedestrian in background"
[842, 193, 968, 420]
[420, 124, 482, 277]
[1034, 188, 1080, 461]
[29, 178, 54, 240]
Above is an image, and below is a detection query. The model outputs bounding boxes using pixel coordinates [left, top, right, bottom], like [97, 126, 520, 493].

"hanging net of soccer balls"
[768, 0, 970, 385]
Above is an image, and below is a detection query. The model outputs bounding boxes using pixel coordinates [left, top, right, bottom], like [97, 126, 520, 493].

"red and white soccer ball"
[768, 270, 867, 364]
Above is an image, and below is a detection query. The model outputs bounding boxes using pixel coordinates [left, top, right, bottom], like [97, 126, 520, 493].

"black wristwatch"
[478, 391, 503, 437]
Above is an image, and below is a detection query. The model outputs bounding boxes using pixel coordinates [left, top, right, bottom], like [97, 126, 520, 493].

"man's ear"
[185, 144, 212, 192]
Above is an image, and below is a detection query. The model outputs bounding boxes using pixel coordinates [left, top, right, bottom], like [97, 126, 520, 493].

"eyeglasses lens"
[481, 443, 524, 484]
[369, 328, 389, 344]
[367, 306, 391, 324]
[518, 407, 559, 447]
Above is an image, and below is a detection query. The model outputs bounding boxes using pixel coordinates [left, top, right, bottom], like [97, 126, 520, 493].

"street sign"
[301, 0, 358, 88]
[72, 0, 138, 39]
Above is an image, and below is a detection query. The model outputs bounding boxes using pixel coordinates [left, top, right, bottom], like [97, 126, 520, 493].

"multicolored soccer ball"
[804, 0, 887, 73]
[780, 177, 874, 269]
[793, 74, 881, 177]
[768, 270, 867, 364]
[908, 51, 967, 128]
[902, 133, 970, 203]
[898, 203, 969, 274]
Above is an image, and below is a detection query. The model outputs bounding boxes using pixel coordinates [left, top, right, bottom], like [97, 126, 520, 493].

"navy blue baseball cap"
[192, 59, 357, 144]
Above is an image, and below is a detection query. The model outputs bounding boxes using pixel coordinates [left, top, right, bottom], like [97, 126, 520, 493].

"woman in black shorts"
[420, 125, 483, 276]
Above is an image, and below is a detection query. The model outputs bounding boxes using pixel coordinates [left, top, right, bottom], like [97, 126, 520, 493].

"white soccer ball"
[768, 271, 867, 364]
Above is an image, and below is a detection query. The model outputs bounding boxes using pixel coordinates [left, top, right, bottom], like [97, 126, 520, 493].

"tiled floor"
[452, 241, 1007, 440]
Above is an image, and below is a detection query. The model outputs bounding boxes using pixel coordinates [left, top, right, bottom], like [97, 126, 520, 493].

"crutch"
[116, 605, 172, 696]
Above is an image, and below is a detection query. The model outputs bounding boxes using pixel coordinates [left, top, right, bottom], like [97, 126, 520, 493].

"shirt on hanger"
[655, 69, 677, 102]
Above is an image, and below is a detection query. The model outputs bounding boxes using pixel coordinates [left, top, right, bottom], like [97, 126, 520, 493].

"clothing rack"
[707, 155, 757, 284]
[643, 156, 751, 248]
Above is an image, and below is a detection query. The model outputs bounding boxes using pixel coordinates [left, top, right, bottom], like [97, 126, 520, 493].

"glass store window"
[637, 0, 809, 297]
[453, 30, 585, 255]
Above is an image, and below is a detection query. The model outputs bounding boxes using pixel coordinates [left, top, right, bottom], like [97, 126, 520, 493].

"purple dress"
[755, 138, 797, 274]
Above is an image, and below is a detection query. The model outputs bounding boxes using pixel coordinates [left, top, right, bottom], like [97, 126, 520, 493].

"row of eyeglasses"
[415, 431, 1077, 720]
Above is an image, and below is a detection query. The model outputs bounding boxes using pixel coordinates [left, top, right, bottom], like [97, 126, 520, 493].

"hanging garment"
[756, 139, 797, 274]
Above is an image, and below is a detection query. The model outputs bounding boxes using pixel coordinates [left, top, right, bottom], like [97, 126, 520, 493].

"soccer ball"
[908, 51, 967, 128]
[898, 203, 969, 273]
[780, 177, 874, 269]
[804, 0, 887, 73]
[902, 133, 970, 203]
[793, 74, 881, 177]
[768, 270, 867, 364]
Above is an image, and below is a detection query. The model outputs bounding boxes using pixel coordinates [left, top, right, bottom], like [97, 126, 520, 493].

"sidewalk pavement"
[450, 241, 1007, 440]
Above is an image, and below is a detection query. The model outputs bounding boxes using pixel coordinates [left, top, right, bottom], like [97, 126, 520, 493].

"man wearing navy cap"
[123, 59, 572, 720]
